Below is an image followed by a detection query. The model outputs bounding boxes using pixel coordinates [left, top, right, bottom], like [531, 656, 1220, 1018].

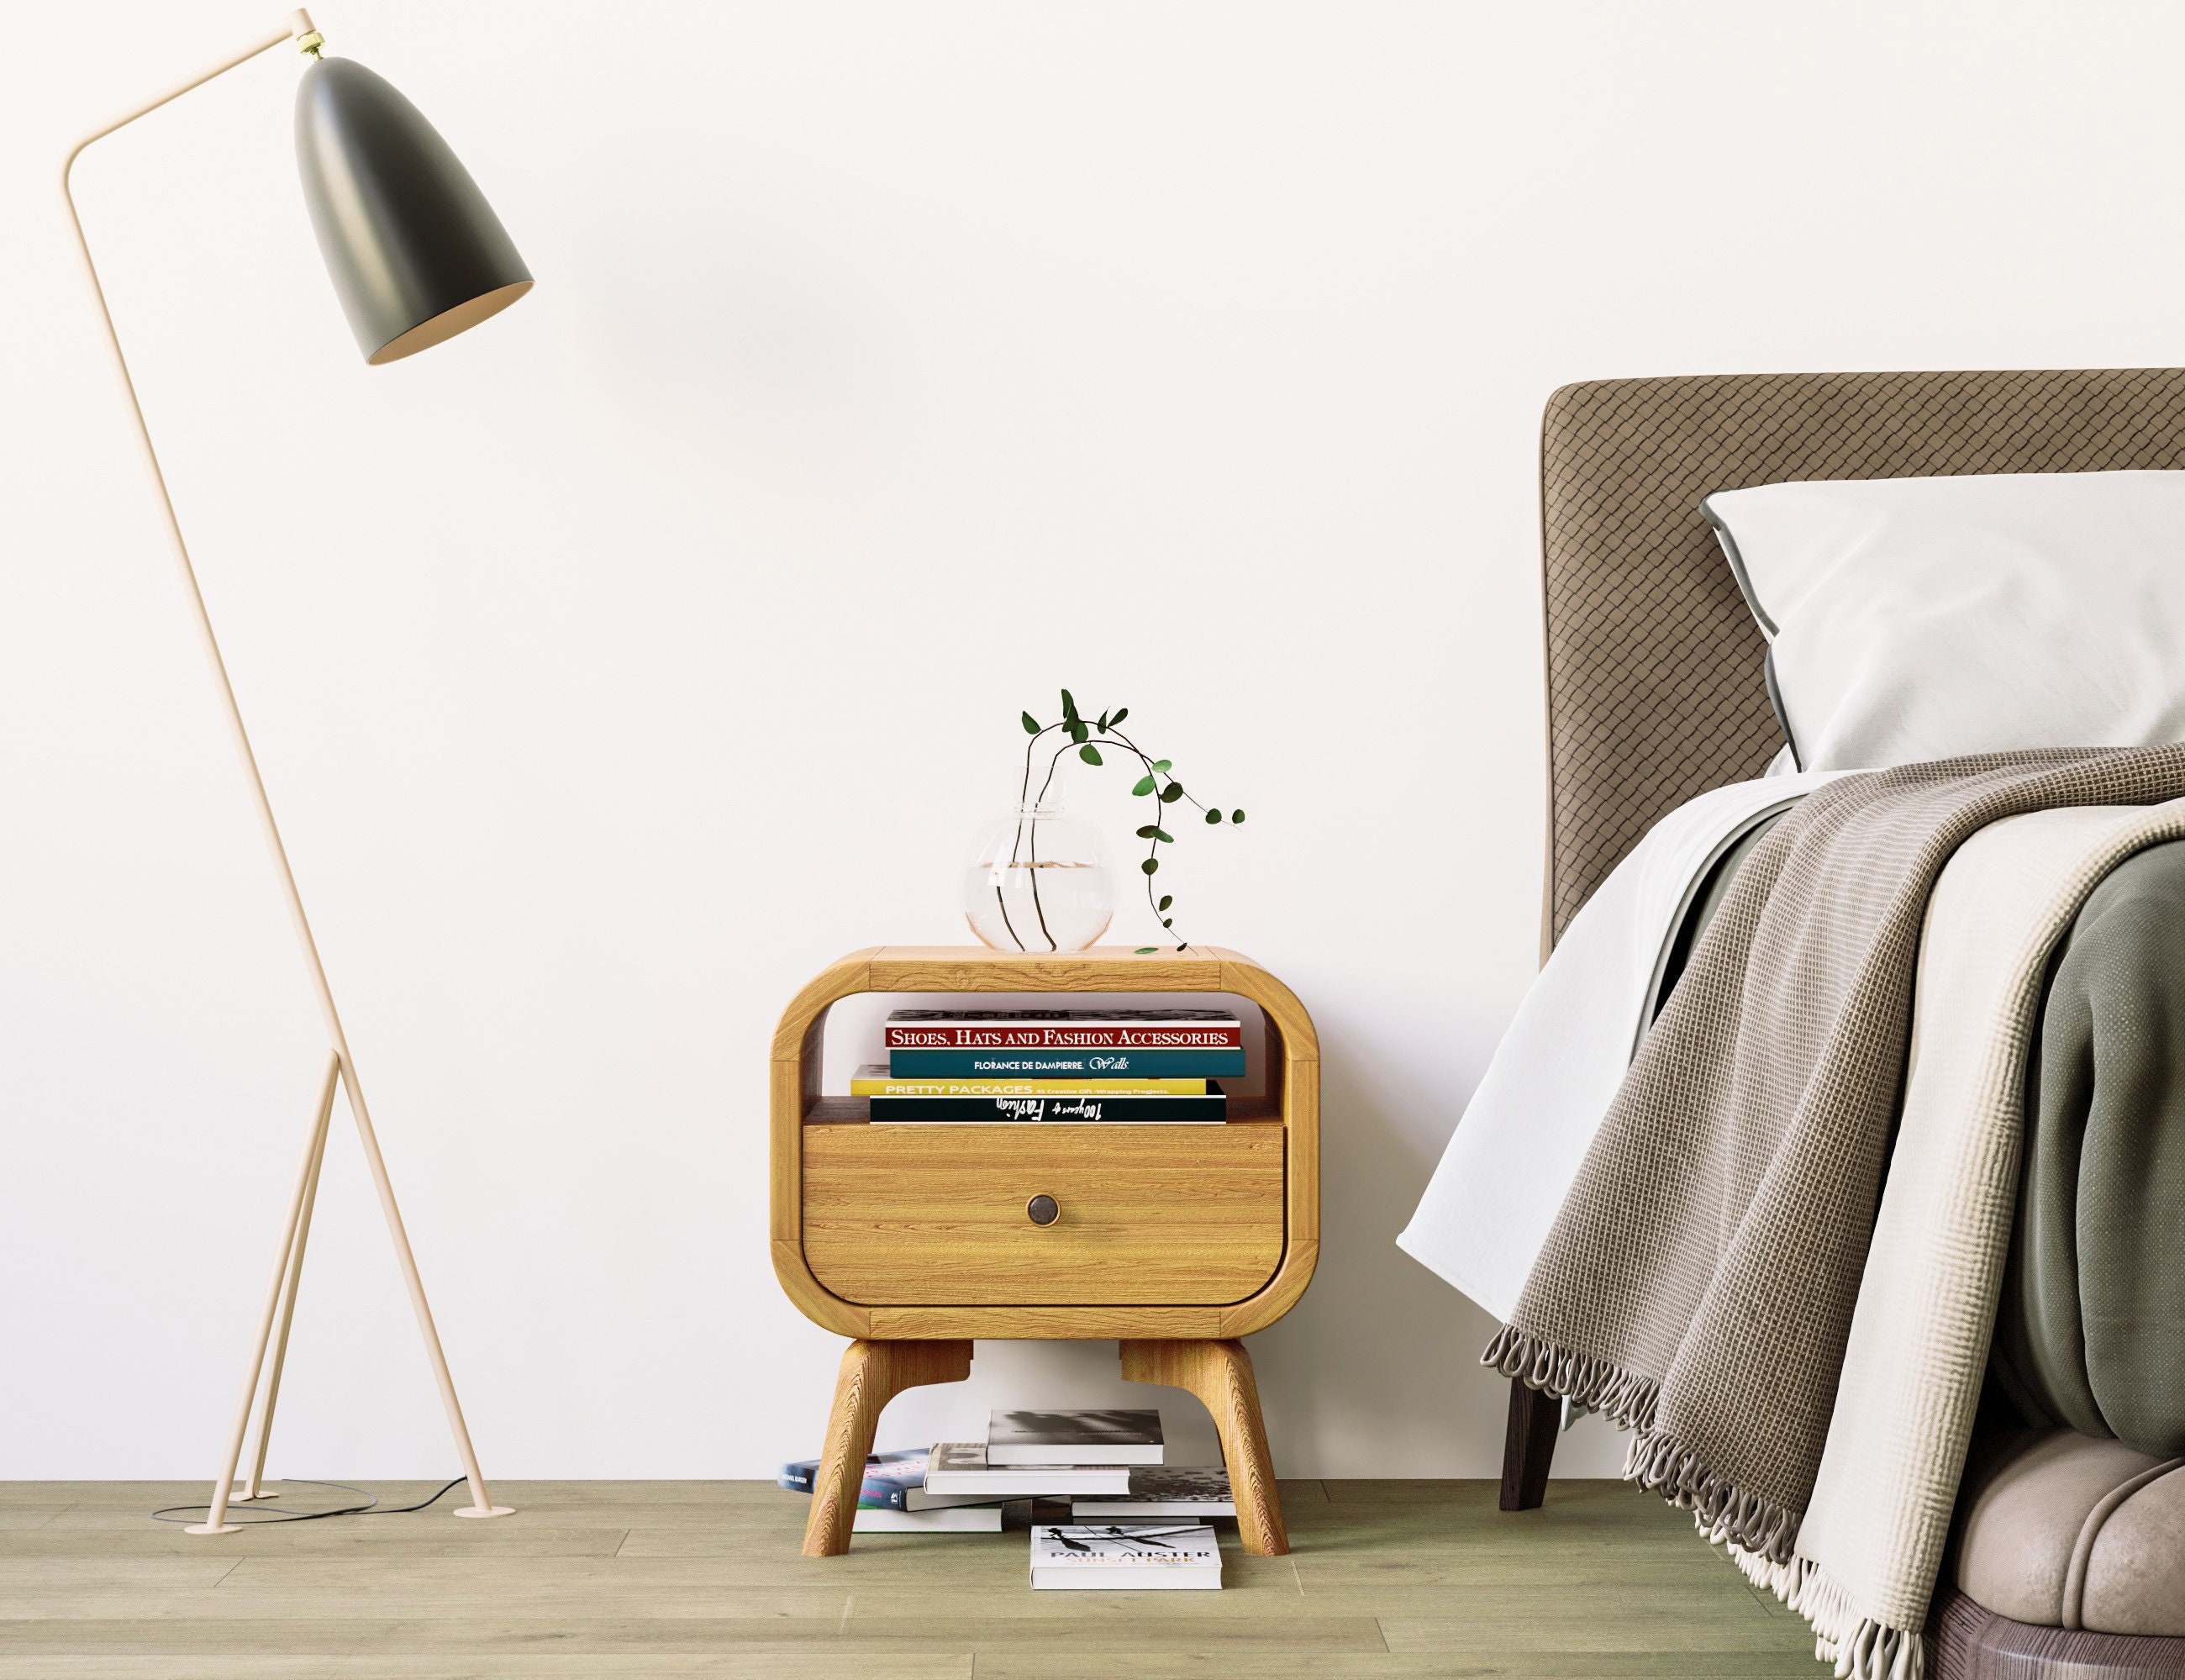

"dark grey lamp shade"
[295, 58, 532, 366]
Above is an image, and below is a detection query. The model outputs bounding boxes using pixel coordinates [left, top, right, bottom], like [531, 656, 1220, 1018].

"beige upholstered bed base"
[1539, 367, 2185, 951]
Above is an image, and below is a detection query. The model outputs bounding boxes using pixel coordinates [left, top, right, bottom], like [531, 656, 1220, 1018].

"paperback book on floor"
[777, 1448, 1004, 1512]
[988, 1410, 1165, 1466]
[853, 1506, 1003, 1533]
[923, 1442, 1130, 1497]
[1029, 1524, 1223, 1590]
[1072, 1466, 1234, 1518]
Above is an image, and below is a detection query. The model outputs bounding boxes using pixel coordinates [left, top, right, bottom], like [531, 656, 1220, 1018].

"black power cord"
[151, 1477, 466, 1526]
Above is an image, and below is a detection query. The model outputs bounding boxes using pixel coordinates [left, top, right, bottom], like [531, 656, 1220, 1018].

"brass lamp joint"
[296, 30, 324, 57]
[289, 8, 323, 56]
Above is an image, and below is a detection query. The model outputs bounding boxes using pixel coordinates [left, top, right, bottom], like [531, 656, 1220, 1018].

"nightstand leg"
[803, 1339, 972, 1557]
[1119, 1338, 1287, 1556]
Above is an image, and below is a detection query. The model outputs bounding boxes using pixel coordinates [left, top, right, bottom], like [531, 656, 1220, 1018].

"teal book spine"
[885, 1048, 1244, 1078]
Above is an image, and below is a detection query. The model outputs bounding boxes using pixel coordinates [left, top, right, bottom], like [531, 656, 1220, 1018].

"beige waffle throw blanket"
[1484, 746, 2185, 1578]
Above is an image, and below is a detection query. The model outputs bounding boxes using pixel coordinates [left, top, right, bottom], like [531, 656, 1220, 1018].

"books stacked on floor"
[777, 1448, 1010, 1533]
[934, 1411, 1224, 1589]
[778, 1412, 1174, 1535]
[862, 1009, 1243, 1123]
[1030, 1525, 1223, 1590]
[780, 1411, 1228, 1583]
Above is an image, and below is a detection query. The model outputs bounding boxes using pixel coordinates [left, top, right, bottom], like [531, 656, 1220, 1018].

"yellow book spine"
[848, 1076, 1208, 1097]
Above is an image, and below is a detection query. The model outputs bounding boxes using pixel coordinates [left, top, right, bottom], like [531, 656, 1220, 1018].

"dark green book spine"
[867, 1088, 1228, 1124]
[886, 1048, 1245, 1077]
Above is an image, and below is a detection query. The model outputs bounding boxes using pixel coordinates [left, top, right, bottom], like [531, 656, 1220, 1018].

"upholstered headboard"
[1539, 367, 2185, 951]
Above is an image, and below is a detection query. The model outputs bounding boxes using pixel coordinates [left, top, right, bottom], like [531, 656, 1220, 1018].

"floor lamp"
[61, 10, 533, 1535]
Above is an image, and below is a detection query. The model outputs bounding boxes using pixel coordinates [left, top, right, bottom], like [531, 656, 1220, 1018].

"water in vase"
[961, 805, 1115, 952]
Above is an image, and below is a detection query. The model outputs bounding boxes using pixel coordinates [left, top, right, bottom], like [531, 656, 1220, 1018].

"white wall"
[4, 0, 2183, 1480]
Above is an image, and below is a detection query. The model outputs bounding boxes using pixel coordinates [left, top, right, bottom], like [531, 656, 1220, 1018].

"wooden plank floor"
[0, 1478, 1821, 1678]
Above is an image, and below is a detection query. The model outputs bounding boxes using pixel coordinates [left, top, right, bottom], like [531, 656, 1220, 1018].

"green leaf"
[1157, 894, 1172, 911]
[1205, 808, 1221, 824]
[1231, 809, 1245, 824]
[1141, 858, 1160, 875]
[1061, 688, 1077, 720]
[1097, 711, 1109, 731]
[1079, 745, 1103, 765]
[1160, 782, 1184, 803]
[1069, 720, 1088, 744]
[1161, 918, 1173, 928]
[1021, 711, 1040, 735]
[1131, 775, 1156, 797]
[1111, 708, 1129, 724]
[1135, 946, 1157, 955]
[1154, 828, 1174, 844]
[1152, 759, 1171, 772]
[1135, 824, 1161, 839]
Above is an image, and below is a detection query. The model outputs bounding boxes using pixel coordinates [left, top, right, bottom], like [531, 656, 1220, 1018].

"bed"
[1433, 369, 2185, 1677]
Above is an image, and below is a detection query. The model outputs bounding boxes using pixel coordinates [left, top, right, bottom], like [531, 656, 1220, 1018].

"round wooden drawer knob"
[1026, 1194, 1061, 1227]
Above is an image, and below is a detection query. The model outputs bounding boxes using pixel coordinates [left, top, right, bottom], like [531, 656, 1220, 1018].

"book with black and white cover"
[885, 1009, 1242, 1050]
[987, 1409, 1164, 1466]
[777, 1448, 1004, 1512]
[1029, 1524, 1223, 1590]
[922, 1441, 1129, 1497]
[853, 1505, 1004, 1533]
[867, 1085, 1225, 1124]
[1072, 1466, 1234, 1517]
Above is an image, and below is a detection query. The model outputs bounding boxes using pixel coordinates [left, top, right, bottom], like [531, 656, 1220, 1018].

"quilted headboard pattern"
[1540, 366, 2185, 949]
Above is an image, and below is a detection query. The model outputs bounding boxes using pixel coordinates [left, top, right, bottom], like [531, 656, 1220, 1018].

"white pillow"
[1702, 471, 2185, 772]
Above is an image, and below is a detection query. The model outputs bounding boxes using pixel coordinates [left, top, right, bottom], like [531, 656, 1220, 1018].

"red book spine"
[884, 1024, 1242, 1049]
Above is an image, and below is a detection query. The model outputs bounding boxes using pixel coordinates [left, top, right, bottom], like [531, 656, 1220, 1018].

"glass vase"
[962, 801, 1114, 952]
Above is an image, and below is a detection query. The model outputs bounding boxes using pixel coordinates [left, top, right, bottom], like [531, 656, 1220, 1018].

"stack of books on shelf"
[778, 1409, 1234, 1556]
[858, 1008, 1245, 1123]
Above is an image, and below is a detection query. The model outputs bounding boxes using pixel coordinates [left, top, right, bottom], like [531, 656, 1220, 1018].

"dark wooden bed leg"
[1499, 1377, 1558, 1510]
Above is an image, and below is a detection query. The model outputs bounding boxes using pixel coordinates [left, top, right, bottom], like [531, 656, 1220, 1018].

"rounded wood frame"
[770, 945, 1320, 1341]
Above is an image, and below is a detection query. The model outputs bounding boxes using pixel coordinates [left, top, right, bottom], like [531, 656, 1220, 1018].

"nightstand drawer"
[802, 1124, 1285, 1307]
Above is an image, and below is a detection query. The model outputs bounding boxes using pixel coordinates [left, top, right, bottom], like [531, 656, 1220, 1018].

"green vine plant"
[1008, 689, 1245, 955]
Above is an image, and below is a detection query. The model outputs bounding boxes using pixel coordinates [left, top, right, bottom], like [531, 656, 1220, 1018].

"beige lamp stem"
[59, 10, 511, 1533]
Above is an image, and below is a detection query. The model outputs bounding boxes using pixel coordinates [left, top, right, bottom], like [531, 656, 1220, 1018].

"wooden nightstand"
[771, 945, 1319, 1557]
